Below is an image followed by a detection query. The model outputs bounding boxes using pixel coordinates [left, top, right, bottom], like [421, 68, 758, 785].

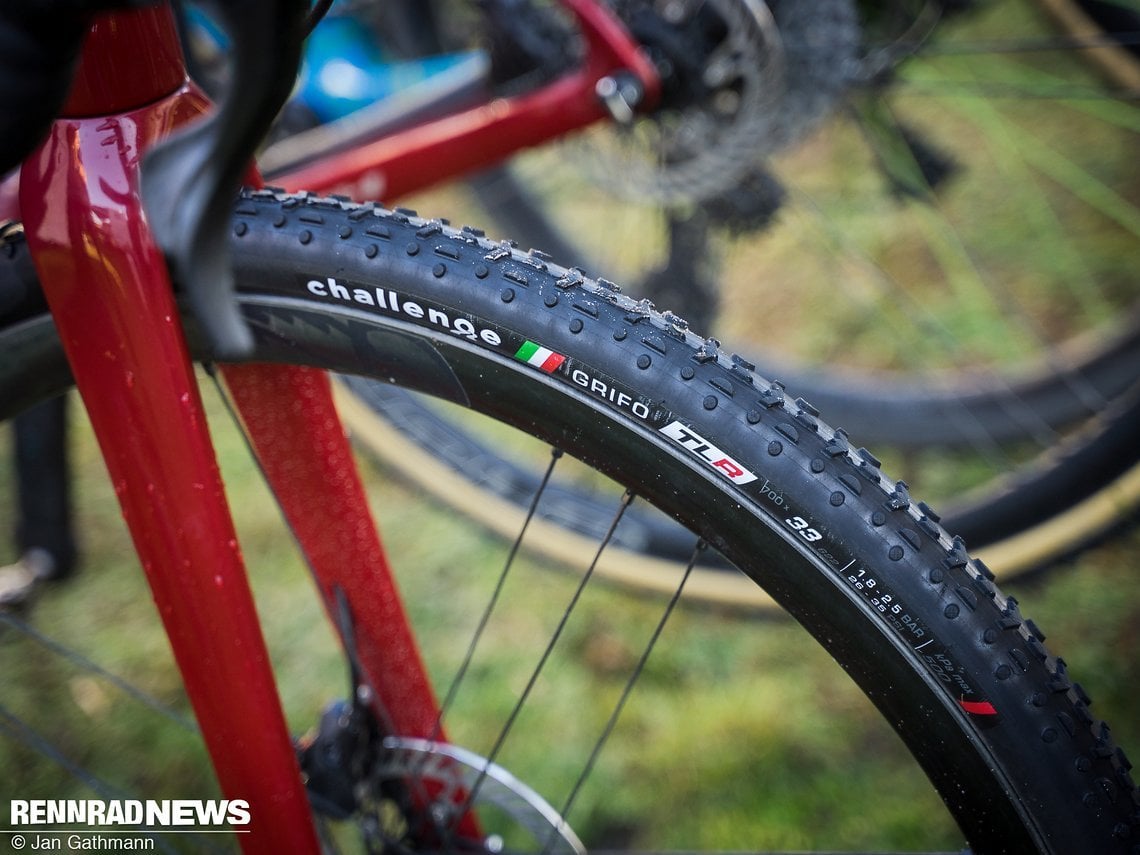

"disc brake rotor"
[581, 0, 860, 205]
[371, 736, 586, 854]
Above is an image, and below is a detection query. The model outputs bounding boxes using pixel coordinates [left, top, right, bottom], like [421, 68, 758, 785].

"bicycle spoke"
[451, 490, 637, 835]
[775, 182, 1054, 460]
[0, 703, 222, 854]
[399, 446, 569, 847]
[545, 539, 705, 854]
[0, 704, 135, 801]
[0, 612, 197, 731]
[431, 447, 566, 737]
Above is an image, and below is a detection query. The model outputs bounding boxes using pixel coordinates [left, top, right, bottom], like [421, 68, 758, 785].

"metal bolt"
[596, 73, 643, 125]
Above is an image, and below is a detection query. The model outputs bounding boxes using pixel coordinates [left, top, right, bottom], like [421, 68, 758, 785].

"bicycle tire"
[5, 220, 1137, 611]
[332, 373, 1140, 603]
[2, 191, 1138, 851]
[258, 0, 1140, 582]
[456, 166, 1140, 447]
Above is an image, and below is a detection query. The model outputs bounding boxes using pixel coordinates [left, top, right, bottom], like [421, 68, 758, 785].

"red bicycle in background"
[0, 1, 1137, 852]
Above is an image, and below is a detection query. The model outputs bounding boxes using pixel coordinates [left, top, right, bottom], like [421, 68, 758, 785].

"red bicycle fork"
[19, 8, 447, 852]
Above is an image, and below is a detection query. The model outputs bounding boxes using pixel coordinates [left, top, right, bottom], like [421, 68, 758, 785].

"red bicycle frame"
[274, 0, 661, 199]
[15, 2, 658, 853]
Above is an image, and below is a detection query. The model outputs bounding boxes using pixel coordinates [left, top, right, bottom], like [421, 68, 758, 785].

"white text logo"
[659, 421, 757, 484]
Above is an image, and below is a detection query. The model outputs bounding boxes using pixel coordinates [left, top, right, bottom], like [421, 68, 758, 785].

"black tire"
[257, 0, 1140, 582]
[2, 191, 1138, 851]
[332, 369, 1140, 602]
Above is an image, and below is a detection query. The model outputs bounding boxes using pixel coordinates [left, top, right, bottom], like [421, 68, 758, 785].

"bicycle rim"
[2, 190, 1138, 850]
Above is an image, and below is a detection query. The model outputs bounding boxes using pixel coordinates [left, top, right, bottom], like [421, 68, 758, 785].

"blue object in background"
[295, 12, 480, 123]
[186, 4, 480, 125]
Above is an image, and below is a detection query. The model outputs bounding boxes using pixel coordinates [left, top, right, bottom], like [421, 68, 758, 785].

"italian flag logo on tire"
[514, 340, 566, 373]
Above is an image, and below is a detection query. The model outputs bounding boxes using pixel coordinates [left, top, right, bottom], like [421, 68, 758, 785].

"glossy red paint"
[275, 0, 661, 200]
[19, 13, 320, 855]
[62, 7, 187, 117]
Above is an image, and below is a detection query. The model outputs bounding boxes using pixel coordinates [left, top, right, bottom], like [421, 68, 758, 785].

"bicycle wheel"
[1, 191, 1137, 851]
[257, 0, 1140, 586]
[254, 0, 1140, 588]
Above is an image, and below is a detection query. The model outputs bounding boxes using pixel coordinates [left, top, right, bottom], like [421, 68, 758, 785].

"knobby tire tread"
[1, 190, 1138, 853]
